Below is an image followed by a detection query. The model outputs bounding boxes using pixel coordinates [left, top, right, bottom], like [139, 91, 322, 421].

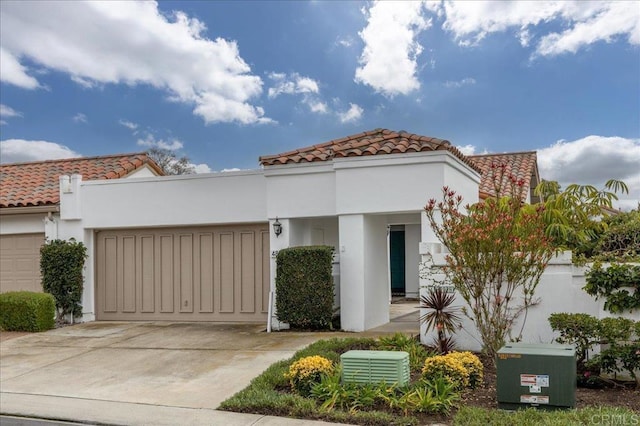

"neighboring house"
[0, 129, 542, 332]
[0, 153, 163, 293]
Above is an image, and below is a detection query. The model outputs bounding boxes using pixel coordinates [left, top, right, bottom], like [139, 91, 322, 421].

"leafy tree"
[146, 147, 195, 175]
[535, 179, 629, 257]
[424, 163, 553, 362]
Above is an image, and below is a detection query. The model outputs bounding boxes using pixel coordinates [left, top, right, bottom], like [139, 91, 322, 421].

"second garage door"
[0, 233, 45, 293]
[96, 224, 270, 322]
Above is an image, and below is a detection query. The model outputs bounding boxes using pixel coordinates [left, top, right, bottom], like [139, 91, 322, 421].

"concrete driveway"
[0, 322, 342, 425]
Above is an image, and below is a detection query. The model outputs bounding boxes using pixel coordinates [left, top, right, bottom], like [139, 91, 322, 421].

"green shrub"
[377, 333, 435, 372]
[548, 312, 600, 367]
[40, 239, 87, 321]
[584, 262, 640, 313]
[275, 246, 334, 329]
[597, 210, 640, 260]
[549, 313, 639, 385]
[0, 291, 55, 331]
[285, 355, 334, 396]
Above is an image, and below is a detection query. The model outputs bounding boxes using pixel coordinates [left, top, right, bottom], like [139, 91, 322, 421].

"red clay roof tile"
[0, 153, 163, 208]
[469, 151, 539, 201]
[259, 128, 482, 173]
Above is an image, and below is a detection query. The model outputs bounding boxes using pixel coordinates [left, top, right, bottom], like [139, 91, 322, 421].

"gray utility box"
[497, 343, 576, 410]
[341, 350, 410, 386]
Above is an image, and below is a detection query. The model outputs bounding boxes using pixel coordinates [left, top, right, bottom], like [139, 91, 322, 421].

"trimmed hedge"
[275, 246, 334, 329]
[40, 239, 87, 320]
[0, 291, 55, 332]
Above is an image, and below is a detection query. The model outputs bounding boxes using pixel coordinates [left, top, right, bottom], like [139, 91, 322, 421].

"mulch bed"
[461, 355, 640, 413]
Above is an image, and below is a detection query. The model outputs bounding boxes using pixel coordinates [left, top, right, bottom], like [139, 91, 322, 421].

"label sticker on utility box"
[521, 395, 549, 404]
[520, 374, 549, 387]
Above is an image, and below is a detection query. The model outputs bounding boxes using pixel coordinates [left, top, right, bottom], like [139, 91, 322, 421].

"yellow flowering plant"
[445, 351, 484, 388]
[285, 355, 334, 396]
[421, 354, 469, 389]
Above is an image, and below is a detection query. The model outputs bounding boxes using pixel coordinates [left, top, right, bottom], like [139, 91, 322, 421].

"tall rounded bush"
[40, 239, 87, 322]
[275, 246, 334, 329]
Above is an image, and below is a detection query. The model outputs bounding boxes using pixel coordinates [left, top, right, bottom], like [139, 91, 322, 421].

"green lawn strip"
[221, 336, 637, 426]
[219, 337, 418, 425]
[453, 406, 639, 426]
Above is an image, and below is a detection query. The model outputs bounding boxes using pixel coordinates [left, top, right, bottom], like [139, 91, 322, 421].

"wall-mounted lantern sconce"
[273, 217, 282, 237]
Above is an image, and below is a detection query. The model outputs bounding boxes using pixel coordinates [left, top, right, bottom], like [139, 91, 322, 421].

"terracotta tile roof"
[469, 151, 539, 201]
[0, 153, 163, 208]
[259, 128, 482, 173]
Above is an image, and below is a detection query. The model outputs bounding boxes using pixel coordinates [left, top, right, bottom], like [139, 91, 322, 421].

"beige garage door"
[95, 224, 270, 322]
[0, 233, 45, 293]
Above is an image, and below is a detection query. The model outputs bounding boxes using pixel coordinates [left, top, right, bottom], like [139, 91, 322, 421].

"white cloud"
[457, 144, 477, 155]
[221, 167, 241, 173]
[434, 1, 639, 57]
[0, 139, 80, 163]
[355, 1, 431, 96]
[118, 119, 139, 131]
[336, 36, 354, 47]
[537, 135, 640, 209]
[192, 163, 213, 174]
[72, 113, 87, 123]
[0, 47, 41, 89]
[0, 1, 269, 124]
[137, 134, 184, 151]
[267, 72, 329, 115]
[443, 77, 476, 88]
[338, 103, 364, 123]
[0, 104, 22, 118]
[267, 73, 320, 98]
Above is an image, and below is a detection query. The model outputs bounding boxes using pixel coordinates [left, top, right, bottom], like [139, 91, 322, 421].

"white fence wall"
[420, 250, 640, 352]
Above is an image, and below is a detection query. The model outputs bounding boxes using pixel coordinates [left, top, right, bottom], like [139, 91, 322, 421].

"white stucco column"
[338, 214, 365, 331]
[268, 217, 294, 331]
[339, 214, 389, 331]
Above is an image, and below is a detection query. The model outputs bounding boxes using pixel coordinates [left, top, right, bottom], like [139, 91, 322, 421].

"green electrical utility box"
[341, 350, 410, 386]
[497, 343, 576, 410]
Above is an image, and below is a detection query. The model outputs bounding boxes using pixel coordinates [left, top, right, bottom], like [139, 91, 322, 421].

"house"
[0, 130, 540, 332]
[0, 153, 163, 293]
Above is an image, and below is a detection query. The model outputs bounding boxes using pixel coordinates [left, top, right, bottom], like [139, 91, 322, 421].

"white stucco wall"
[265, 163, 336, 219]
[0, 213, 49, 235]
[420, 250, 640, 352]
[363, 214, 390, 329]
[78, 171, 267, 229]
[404, 224, 421, 298]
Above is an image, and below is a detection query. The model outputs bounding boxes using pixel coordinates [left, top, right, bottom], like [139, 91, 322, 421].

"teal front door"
[390, 229, 405, 296]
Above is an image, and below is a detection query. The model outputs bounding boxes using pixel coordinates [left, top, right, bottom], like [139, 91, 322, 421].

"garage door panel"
[140, 235, 155, 313]
[198, 233, 214, 313]
[96, 224, 268, 322]
[0, 233, 45, 293]
[261, 231, 270, 313]
[159, 235, 174, 313]
[240, 232, 255, 313]
[122, 236, 136, 313]
[179, 234, 193, 313]
[218, 232, 234, 313]
[103, 237, 118, 313]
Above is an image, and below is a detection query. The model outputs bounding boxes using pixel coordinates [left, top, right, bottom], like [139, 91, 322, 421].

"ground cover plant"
[220, 334, 639, 425]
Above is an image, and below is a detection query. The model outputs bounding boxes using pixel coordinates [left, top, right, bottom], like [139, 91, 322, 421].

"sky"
[0, 1, 639, 208]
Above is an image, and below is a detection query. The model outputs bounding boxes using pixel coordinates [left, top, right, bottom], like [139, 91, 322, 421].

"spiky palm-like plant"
[420, 286, 461, 354]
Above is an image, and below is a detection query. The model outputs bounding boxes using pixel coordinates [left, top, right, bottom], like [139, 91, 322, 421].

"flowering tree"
[424, 164, 553, 362]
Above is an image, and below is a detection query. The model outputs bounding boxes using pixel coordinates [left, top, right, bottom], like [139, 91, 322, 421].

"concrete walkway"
[1, 302, 420, 425]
